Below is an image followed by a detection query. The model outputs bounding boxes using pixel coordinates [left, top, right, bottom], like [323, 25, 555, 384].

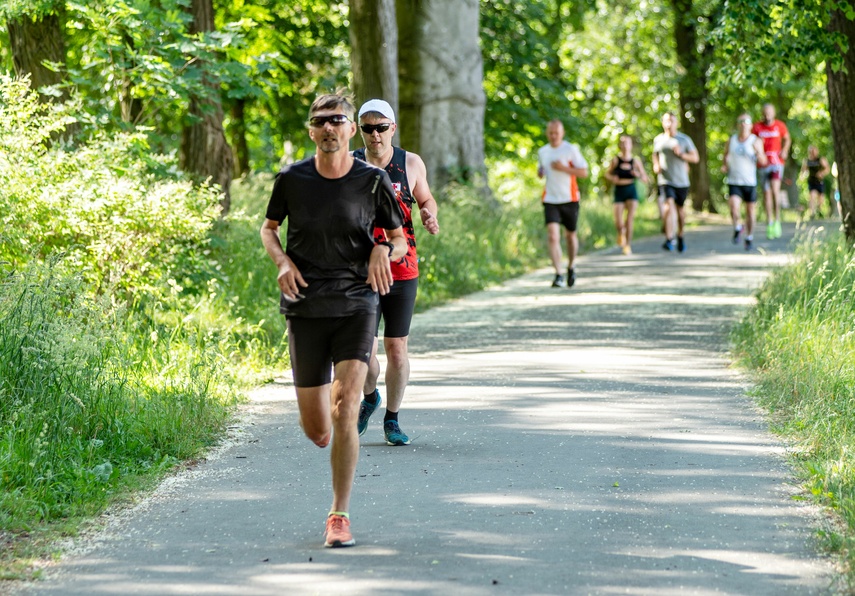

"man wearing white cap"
[353, 98, 439, 446]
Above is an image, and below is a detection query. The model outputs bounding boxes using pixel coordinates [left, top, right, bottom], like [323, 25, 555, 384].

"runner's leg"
[547, 222, 563, 273]
[330, 359, 368, 514]
[625, 200, 637, 246]
[565, 229, 578, 270]
[383, 336, 410, 414]
[613, 202, 625, 246]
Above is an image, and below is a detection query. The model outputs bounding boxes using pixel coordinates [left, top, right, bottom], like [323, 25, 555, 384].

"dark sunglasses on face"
[309, 114, 351, 127]
[360, 123, 392, 134]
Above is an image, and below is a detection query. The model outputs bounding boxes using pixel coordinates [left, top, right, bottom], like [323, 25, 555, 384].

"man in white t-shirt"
[537, 119, 588, 288]
[722, 113, 767, 251]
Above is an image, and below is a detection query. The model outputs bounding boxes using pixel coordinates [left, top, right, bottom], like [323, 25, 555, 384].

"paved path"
[16, 224, 835, 595]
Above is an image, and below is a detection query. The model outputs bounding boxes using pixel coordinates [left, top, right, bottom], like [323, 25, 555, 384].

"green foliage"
[217, 0, 351, 168]
[0, 74, 253, 578]
[713, 0, 849, 80]
[0, 256, 234, 531]
[731, 230, 855, 580]
[480, 0, 590, 158]
[0, 0, 62, 19]
[0, 74, 221, 303]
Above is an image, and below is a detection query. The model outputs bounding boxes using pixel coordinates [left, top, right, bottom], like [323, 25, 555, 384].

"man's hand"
[780, 149, 789, 162]
[672, 144, 683, 158]
[366, 244, 394, 295]
[420, 207, 439, 234]
[277, 255, 308, 301]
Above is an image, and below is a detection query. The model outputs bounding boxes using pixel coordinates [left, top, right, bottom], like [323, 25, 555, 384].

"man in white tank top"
[722, 113, 768, 250]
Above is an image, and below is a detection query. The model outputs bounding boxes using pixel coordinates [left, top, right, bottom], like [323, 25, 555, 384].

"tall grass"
[731, 229, 855, 584]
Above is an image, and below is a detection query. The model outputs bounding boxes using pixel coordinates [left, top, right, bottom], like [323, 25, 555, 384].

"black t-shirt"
[265, 157, 403, 318]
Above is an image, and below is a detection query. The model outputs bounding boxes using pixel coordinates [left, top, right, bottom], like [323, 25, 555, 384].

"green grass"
[731, 229, 855, 587]
[0, 259, 239, 579]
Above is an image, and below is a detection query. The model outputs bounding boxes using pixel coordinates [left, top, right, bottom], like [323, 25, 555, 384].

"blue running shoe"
[358, 390, 381, 436]
[383, 420, 411, 446]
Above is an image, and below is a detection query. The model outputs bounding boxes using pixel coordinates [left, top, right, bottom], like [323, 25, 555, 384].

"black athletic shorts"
[661, 185, 690, 207]
[613, 184, 638, 203]
[728, 185, 757, 203]
[544, 202, 580, 232]
[376, 277, 418, 338]
[808, 181, 825, 194]
[286, 314, 375, 387]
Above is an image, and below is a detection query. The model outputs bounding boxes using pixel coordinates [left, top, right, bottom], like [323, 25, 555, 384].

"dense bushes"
[0, 76, 237, 560]
[0, 75, 221, 302]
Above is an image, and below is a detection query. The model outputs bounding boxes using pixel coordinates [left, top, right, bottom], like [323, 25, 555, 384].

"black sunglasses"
[309, 114, 351, 127]
[360, 123, 392, 134]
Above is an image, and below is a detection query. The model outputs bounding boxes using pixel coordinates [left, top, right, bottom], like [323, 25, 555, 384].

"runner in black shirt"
[260, 93, 405, 549]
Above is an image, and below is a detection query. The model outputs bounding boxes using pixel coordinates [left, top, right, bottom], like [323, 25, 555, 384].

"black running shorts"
[728, 185, 757, 203]
[613, 184, 638, 203]
[376, 277, 418, 338]
[808, 181, 825, 194]
[544, 202, 580, 232]
[286, 314, 375, 387]
[661, 185, 690, 207]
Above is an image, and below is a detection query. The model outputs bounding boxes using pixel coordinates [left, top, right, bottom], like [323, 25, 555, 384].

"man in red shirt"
[751, 103, 791, 239]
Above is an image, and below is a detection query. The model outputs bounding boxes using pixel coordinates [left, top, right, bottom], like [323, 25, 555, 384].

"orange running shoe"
[324, 514, 355, 548]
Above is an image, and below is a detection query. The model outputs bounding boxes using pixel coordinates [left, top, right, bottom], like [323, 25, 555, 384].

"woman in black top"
[800, 145, 830, 219]
[605, 135, 649, 255]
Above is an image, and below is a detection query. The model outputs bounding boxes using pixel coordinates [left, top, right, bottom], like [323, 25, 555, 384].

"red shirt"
[751, 120, 789, 165]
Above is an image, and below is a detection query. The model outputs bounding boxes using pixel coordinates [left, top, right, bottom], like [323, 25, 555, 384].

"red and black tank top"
[353, 146, 419, 280]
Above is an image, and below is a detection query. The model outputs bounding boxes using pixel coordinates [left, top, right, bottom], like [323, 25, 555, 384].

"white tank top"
[727, 134, 759, 186]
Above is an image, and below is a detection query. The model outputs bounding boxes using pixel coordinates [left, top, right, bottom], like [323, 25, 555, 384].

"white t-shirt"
[538, 141, 588, 204]
[726, 134, 759, 186]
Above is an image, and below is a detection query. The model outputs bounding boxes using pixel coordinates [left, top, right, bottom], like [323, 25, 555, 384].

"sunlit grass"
[731, 228, 855, 586]
[0, 260, 238, 579]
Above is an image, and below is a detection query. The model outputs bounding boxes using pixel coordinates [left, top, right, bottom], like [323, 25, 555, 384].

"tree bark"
[349, 0, 398, 116]
[671, 0, 713, 212]
[180, 0, 234, 213]
[230, 98, 250, 177]
[7, 11, 66, 96]
[119, 29, 143, 125]
[827, 9, 855, 241]
[396, 0, 489, 195]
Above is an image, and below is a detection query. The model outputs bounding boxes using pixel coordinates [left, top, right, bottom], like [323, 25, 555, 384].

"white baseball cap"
[358, 99, 396, 123]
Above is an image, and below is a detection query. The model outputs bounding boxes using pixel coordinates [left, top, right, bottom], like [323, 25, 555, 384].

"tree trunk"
[7, 11, 66, 96]
[349, 0, 398, 116]
[671, 0, 713, 212]
[119, 29, 143, 125]
[180, 0, 234, 214]
[230, 98, 250, 177]
[396, 0, 489, 195]
[827, 9, 855, 241]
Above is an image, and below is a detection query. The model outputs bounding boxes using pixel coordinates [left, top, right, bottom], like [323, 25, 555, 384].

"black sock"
[364, 389, 379, 405]
[384, 410, 398, 423]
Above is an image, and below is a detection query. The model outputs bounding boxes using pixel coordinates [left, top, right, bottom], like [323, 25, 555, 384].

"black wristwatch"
[379, 241, 395, 258]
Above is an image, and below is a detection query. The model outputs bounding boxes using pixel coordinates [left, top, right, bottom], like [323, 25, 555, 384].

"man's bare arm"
[260, 218, 307, 300]
[407, 152, 439, 235]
